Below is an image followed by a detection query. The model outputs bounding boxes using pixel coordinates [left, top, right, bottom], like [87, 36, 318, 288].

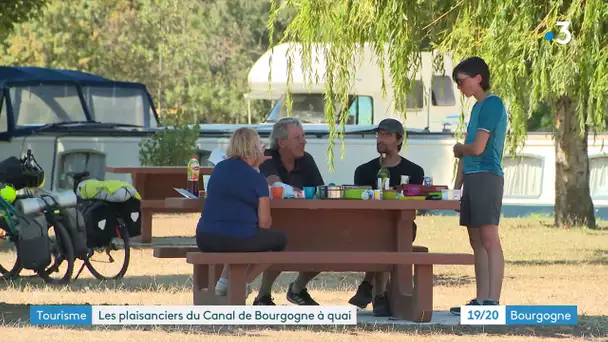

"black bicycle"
[67, 171, 131, 281]
[1, 150, 75, 284]
[0, 195, 22, 279]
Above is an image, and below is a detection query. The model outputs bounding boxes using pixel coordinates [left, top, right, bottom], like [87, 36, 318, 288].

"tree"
[268, 0, 608, 228]
[1, 0, 293, 125]
[0, 0, 48, 40]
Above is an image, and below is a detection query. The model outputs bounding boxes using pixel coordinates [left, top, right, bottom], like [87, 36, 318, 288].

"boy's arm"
[454, 157, 464, 190]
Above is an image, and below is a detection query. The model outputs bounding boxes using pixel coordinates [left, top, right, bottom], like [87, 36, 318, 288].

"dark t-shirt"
[197, 158, 269, 238]
[354, 156, 425, 189]
[259, 149, 325, 188]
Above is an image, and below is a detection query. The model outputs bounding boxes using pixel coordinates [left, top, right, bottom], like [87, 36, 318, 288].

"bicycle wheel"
[85, 222, 130, 280]
[38, 220, 75, 284]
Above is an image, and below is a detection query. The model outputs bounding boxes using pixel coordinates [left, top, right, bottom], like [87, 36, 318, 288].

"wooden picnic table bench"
[105, 166, 212, 242]
[154, 197, 475, 322]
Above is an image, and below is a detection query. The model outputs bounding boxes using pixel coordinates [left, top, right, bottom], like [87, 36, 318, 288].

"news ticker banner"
[461, 305, 578, 325]
[31, 306, 357, 325]
[29, 305, 578, 326]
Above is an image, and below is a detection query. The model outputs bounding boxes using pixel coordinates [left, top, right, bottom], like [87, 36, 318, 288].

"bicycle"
[1, 150, 75, 284]
[0, 194, 22, 279]
[22, 191, 76, 284]
[66, 171, 131, 281]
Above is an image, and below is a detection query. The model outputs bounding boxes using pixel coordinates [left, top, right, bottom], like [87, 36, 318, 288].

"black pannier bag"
[77, 200, 118, 248]
[16, 213, 52, 271]
[114, 197, 141, 239]
[61, 207, 89, 259]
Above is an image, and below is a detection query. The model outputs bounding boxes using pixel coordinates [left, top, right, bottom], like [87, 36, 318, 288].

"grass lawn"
[1, 214, 606, 341]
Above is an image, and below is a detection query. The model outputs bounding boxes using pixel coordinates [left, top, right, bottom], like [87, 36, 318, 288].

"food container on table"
[382, 190, 398, 200]
[343, 185, 373, 200]
[316, 185, 344, 199]
[399, 196, 426, 200]
[399, 184, 449, 196]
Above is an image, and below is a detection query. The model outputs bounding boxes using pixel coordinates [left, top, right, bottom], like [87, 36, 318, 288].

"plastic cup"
[303, 186, 316, 199]
[270, 186, 284, 199]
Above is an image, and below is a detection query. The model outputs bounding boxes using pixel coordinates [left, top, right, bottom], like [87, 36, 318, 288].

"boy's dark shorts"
[459, 172, 504, 228]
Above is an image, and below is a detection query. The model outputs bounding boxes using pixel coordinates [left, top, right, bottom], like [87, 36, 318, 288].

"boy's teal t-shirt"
[462, 94, 508, 176]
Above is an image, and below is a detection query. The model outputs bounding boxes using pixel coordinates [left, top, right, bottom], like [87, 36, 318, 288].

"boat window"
[82, 86, 157, 128]
[0, 96, 7, 133]
[502, 155, 544, 198]
[9, 85, 87, 127]
[590, 156, 608, 198]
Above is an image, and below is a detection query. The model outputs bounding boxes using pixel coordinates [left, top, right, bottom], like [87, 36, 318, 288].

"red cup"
[270, 186, 284, 199]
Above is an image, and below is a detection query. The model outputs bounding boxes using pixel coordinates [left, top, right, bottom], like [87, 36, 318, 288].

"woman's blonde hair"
[226, 127, 263, 161]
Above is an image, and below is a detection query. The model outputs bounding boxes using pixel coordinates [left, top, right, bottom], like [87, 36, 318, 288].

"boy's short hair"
[452, 57, 491, 91]
[226, 127, 263, 161]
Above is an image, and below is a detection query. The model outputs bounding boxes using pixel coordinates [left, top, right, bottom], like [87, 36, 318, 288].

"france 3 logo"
[545, 21, 572, 45]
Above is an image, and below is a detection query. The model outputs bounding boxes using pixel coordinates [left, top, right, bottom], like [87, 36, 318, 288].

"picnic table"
[155, 197, 474, 322]
[104, 166, 213, 242]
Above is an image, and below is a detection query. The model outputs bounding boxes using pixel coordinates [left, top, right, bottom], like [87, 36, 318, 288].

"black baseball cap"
[374, 118, 404, 136]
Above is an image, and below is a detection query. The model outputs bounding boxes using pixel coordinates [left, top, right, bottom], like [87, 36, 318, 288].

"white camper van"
[246, 43, 472, 133]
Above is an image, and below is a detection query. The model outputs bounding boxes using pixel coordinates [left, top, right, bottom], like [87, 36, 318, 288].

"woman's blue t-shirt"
[197, 158, 269, 238]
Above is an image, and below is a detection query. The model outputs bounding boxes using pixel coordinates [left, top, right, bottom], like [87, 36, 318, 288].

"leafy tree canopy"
[0, 0, 48, 39]
[269, 0, 608, 159]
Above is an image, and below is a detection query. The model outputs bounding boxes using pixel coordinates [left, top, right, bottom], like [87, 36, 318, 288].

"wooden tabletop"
[165, 197, 461, 211]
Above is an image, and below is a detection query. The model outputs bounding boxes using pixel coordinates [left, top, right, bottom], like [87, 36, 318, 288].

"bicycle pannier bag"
[16, 213, 52, 271]
[78, 200, 118, 248]
[61, 207, 89, 259]
[115, 197, 141, 238]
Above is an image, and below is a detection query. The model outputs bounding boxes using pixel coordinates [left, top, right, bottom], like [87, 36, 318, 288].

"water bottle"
[187, 156, 200, 196]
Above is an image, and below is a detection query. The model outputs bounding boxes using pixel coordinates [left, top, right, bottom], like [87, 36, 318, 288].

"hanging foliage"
[268, 0, 608, 228]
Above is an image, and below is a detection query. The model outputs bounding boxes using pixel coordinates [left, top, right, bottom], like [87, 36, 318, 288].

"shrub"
[138, 109, 200, 166]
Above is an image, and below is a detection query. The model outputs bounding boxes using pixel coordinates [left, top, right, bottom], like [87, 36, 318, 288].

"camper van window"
[431, 75, 456, 106]
[268, 93, 325, 123]
[267, 93, 372, 125]
[590, 156, 608, 198]
[0, 96, 7, 133]
[349, 96, 373, 125]
[405, 81, 424, 109]
[9, 85, 87, 127]
[82, 86, 155, 127]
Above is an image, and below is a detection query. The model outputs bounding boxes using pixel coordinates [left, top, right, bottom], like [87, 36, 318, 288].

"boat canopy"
[0, 66, 159, 140]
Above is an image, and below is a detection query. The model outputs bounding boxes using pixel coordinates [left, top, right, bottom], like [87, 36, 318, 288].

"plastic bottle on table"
[187, 156, 200, 196]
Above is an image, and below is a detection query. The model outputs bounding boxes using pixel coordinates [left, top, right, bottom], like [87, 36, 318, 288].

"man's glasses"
[376, 131, 394, 138]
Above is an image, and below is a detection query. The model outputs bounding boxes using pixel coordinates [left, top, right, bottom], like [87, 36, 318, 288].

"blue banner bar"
[30, 305, 92, 325]
[506, 305, 577, 325]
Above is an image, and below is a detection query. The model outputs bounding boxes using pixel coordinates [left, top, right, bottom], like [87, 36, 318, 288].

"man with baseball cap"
[348, 118, 425, 316]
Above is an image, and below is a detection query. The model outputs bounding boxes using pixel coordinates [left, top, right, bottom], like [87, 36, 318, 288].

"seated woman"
[196, 127, 287, 298]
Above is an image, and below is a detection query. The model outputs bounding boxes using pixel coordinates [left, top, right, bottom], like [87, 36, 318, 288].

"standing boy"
[449, 57, 508, 315]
